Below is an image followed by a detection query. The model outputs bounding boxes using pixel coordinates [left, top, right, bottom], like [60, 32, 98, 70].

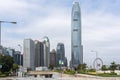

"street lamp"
[0, 21, 17, 46]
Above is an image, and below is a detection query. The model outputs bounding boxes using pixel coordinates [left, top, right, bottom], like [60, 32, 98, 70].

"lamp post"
[0, 21, 17, 46]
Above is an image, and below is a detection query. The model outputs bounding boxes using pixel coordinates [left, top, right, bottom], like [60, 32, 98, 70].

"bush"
[77, 70, 86, 74]
[88, 69, 96, 72]
[0, 72, 9, 77]
[64, 70, 75, 75]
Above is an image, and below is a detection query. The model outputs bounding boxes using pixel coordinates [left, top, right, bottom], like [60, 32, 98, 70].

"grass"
[54, 69, 61, 73]
[87, 72, 120, 77]
[64, 70, 75, 75]
[0, 73, 8, 77]
[0, 72, 9, 77]
[55, 69, 120, 77]
[97, 73, 120, 77]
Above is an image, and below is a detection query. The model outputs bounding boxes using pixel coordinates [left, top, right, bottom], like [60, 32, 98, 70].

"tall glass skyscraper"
[71, 2, 83, 68]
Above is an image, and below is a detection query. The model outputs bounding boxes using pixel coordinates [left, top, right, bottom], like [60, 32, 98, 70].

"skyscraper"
[34, 40, 41, 67]
[43, 36, 50, 67]
[71, 2, 83, 68]
[50, 49, 56, 67]
[39, 41, 44, 66]
[56, 43, 65, 67]
[64, 57, 68, 67]
[23, 39, 35, 70]
[34, 40, 44, 67]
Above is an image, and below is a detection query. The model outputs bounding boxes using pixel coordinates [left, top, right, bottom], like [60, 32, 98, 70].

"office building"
[3, 47, 15, 57]
[34, 40, 41, 67]
[14, 51, 21, 65]
[64, 57, 68, 67]
[23, 39, 35, 70]
[50, 49, 56, 67]
[39, 41, 44, 66]
[71, 2, 83, 68]
[56, 43, 65, 67]
[42, 36, 50, 67]
[34, 40, 44, 67]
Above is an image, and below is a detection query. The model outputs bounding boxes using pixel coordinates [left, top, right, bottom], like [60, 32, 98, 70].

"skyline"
[0, 0, 120, 66]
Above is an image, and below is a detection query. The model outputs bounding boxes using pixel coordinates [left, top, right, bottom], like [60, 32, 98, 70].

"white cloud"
[82, 8, 120, 65]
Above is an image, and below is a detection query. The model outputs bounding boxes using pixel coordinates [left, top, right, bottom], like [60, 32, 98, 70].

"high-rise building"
[56, 43, 65, 67]
[71, 2, 83, 68]
[14, 51, 21, 65]
[34, 40, 41, 67]
[64, 57, 68, 67]
[50, 49, 56, 67]
[2, 47, 23, 66]
[6, 48, 15, 57]
[43, 36, 50, 67]
[23, 39, 35, 70]
[34, 40, 44, 67]
[21, 54, 23, 66]
[39, 42, 44, 66]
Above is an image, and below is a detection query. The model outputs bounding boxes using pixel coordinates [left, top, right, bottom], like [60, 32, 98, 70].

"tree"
[49, 64, 54, 70]
[12, 63, 19, 73]
[109, 61, 117, 73]
[118, 65, 120, 70]
[0, 55, 14, 73]
[101, 65, 107, 73]
[77, 63, 87, 72]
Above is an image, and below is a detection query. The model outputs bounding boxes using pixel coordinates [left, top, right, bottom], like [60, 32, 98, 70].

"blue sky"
[0, 0, 120, 66]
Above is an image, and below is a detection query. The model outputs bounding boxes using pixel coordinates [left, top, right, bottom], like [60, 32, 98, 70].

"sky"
[0, 0, 120, 67]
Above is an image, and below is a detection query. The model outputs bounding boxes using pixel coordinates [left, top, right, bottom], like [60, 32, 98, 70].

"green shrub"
[88, 69, 96, 72]
[64, 70, 75, 75]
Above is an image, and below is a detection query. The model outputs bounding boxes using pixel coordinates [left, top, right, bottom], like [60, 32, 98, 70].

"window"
[73, 29, 78, 31]
[73, 19, 78, 21]
[73, 45, 78, 47]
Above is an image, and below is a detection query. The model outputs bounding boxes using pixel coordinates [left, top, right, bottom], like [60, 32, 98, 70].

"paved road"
[1, 73, 120, 80]
[1, 77, 120, 80]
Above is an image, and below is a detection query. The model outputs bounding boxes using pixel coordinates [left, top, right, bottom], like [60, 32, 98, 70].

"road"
[1, 77, 120, 80]
[1, 73, 120, 80]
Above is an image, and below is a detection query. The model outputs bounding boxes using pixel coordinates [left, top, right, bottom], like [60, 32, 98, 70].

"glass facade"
[56, 43, 65, 67]
[43, 36, 50, 67]
[71, 2, 83, 68]
[34, 40, 44, 67]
